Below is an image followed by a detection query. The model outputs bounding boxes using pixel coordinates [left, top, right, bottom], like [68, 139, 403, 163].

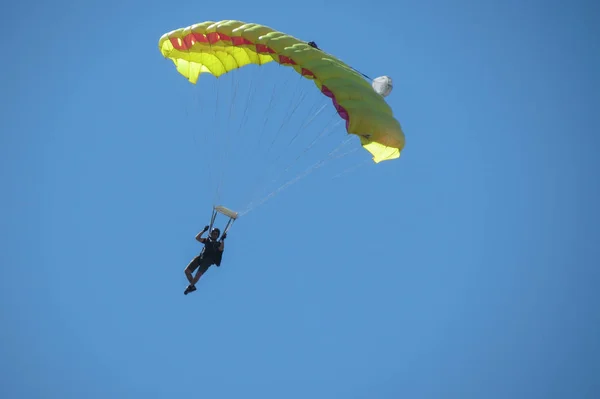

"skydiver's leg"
[190, 259, 212, 286]
[184, 256, 201, 284]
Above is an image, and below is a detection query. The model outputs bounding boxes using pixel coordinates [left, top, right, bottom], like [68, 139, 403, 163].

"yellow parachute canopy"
[158, 20, 405, 163]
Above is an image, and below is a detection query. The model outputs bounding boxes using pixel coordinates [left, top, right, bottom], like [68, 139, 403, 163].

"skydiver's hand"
[221, 233, 227, 240]
[203, 225, 209, 232]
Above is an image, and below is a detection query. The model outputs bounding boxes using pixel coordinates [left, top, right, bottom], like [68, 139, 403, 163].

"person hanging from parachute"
[183, 206, 237, 295]
[183, 226, 227, 295]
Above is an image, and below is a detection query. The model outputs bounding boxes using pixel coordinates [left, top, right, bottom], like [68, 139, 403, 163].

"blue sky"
[2, 0, 599, 398]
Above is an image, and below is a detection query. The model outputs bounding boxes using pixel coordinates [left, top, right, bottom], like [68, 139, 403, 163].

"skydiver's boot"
[184, 284, 197, 295]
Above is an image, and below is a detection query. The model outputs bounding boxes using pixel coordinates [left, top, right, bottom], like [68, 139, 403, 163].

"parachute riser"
[208, 205, 238, 238]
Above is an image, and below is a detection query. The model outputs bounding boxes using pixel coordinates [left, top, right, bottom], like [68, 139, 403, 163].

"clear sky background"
[2, 0, 599, 398]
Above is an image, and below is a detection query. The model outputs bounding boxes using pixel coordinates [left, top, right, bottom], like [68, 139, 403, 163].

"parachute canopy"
[158, 20, 405, 163]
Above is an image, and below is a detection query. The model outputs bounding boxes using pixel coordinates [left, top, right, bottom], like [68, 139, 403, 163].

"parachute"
[158, 20, 405, 163]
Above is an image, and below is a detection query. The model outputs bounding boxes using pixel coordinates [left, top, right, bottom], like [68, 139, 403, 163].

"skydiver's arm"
[195, 226, 209, 242]
[218, 233, 226, 251]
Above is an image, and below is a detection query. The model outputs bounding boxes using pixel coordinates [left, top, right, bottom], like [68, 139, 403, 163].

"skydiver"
[308, 41, 319, 49]
[183, 225, 227, 295]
